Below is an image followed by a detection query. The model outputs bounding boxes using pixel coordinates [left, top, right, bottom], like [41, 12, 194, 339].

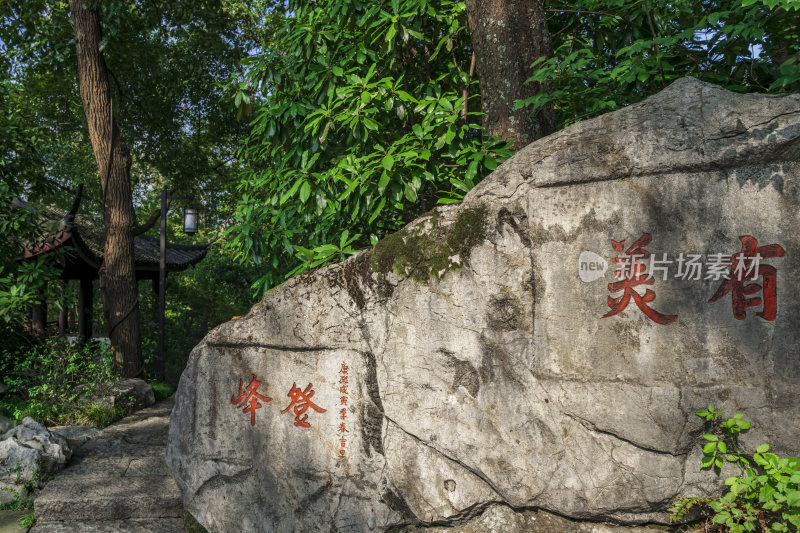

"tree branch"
[133, 190, 174, 236]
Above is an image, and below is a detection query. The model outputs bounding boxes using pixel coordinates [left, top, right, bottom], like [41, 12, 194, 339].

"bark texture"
[70, 0, 143, 377]
[465, 0, 556, 146]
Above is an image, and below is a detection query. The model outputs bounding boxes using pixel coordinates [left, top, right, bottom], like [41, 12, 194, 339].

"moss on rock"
[370, 206, 488, 284]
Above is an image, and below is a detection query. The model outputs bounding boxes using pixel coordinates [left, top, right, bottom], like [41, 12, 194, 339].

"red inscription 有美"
[231, 375, 272, 426]
[281, 382, 326, 428]
[708, 236, 786, 321]
[602, 233, 677, 325]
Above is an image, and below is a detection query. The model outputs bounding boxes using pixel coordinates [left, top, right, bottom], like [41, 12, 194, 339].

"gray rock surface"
[166, 78, 800, 532]
[49, 426, 103, 452]
[0, 509, 29, 533]
[0, 418, 71, 504]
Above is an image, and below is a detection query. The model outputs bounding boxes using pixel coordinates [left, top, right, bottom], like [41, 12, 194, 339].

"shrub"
[150, 381, 176, 402]
[0, 339, 121, 426]
[670, 405, 800, 532]
[19, 512, 35, 528]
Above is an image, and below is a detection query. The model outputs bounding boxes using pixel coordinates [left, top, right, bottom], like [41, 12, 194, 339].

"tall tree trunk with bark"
[70, 0, 143, 377]
[465, 0, 556, 147]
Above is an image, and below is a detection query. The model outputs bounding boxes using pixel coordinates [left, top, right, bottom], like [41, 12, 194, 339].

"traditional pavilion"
[17, 187, 209, 339]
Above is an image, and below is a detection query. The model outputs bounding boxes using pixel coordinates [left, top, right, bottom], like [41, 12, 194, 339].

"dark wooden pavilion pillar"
[31, 286, 47, 335]
[78, 277, 93, 341]
[58, 281, 68, 334]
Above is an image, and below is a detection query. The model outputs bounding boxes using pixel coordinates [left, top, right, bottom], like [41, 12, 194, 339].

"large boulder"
[0, 418, 71, 504]
[166, 78, 800, 532]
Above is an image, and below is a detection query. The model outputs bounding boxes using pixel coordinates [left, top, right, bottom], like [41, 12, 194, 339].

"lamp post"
[158, 189, 197, 382]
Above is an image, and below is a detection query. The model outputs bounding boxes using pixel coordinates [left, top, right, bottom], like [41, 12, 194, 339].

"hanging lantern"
[183, 207, 198, 236]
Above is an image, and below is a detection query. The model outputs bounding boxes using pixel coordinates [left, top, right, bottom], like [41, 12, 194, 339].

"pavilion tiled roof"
[20, 193, 209, 273]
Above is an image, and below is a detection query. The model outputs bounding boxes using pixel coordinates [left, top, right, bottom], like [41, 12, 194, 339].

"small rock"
[0, 480, 29, 505]
[49, 426, 103, 452]
[0, 414, 12, 435]
[0, 417, 72, 487]
[108, 379, 155, 411]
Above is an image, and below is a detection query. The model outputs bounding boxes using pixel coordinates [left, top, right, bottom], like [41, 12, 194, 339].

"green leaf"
[362, 117, 380, 131]
[403, 183, 417, 202]
[377, 171, 391, 191]
[299, 181, 311, 203]
[788, 491, 800, 507]
[369, 197, 386, 223]
[381, 155, 395, 170]
[386, 24, 397, 42]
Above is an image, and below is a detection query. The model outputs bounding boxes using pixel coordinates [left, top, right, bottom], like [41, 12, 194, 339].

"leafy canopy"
[228, 0, 510, 293]
[519, 0, 800, 128]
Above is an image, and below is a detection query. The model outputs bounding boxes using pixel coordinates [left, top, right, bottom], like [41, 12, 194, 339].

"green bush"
[19, 512, 35, 528]
[150, 381, 176, 402]
[671, 405, 800, 532]
[0, 339, 121, 426]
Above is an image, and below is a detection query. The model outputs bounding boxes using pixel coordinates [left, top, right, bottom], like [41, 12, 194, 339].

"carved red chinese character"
[281, 382, 327, 428]
[340, 396, 348, 406]
[339, 408, 347, 420]
[338, 422, 349, 433]
[602, 233, 677, 325]
[708, 236, 785, 321]
[231, 376, 272, 426]
[339, 362, 349, 374]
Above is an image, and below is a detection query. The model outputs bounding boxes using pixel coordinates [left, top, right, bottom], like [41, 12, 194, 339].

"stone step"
[34, 475, 183, 522]
[29, 518, 185, 533]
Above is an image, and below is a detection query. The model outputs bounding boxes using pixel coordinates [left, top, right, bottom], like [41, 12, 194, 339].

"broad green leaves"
[229, 0, 510, 293]
[671, 405, 800, 531]
[517, 0, 800, 128]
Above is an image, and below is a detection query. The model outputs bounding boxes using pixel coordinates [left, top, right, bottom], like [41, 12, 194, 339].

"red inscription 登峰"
[281, 382, 327, 428]
[602, 233, 677, 325]
[708, 236, 786, 321]
[231, 375, 272, 426]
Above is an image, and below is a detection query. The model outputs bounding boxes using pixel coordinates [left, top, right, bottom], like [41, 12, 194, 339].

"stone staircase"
[30, 398, 189, 533]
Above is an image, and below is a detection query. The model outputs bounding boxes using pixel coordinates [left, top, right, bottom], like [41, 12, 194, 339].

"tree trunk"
[70, 0, 143, 377]
[465, 0, 556, 147]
